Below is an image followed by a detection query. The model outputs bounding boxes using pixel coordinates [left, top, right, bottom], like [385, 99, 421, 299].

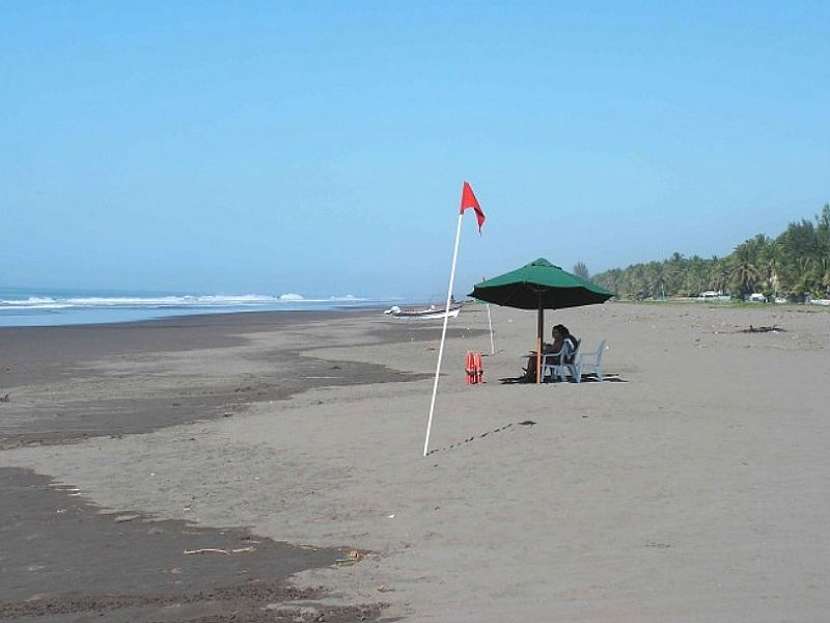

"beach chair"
[541, 339, 580, 383]
[574, 339, 607, 382]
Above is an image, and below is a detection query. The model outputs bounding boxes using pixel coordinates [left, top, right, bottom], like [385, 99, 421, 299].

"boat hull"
[384, 304, 462, 319]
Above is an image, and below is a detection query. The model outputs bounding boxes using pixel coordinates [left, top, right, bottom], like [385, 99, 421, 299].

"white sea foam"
[0, 297, 73, 310]
[0, 290, 379, 328]
[0, 293, 369, 311]
[1, 296, 59, 306]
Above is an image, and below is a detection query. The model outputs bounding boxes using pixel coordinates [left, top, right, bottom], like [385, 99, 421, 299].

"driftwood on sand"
[741, 325, 785, 334]
[184, 548, 230, 555]
[183, 546, 257, 555]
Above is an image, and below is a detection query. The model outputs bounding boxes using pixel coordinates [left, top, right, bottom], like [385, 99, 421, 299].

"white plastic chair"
[542, 339, 580, 383]
[574, 339, 607, 382]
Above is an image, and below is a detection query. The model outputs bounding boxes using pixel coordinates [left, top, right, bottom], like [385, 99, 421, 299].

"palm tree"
[730, 243, 761, 299]
[684, 256, 708, 295]
[759, 240, 782, 295]
[708, 257, 729, 293]
[818, 257, 830, 298]
[646, 262, 665, 299]
[791, 256, 815, 300]
[663, 252, 686, 295]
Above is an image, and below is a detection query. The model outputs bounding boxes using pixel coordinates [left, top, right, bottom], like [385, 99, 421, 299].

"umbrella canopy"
[470, 258, 613, 309]
[470, 258, 614, 383]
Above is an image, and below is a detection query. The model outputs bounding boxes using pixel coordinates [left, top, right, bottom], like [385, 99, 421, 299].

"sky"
[2, 1, 828, 299]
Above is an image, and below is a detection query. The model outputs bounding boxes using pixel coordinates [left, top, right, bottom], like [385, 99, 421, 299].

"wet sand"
[0, 467, 382, 623]
[2, 303, 829, 621]
[0, 310, 482, 449]
[0, 309, 485, 621]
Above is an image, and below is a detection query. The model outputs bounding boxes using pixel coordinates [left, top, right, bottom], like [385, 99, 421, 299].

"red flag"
[459, 181, 485, 233]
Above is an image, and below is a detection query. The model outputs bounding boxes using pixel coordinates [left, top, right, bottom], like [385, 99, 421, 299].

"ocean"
[0, 287, 390, 328]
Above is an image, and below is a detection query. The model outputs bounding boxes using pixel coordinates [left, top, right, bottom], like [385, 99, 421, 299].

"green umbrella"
[470, 258, 614, 383]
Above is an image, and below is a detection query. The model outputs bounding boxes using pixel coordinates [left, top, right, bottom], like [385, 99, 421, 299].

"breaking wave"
[0, 293, 368, 311]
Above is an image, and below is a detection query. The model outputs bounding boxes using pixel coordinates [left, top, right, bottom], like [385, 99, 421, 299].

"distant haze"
[3, 3, 828, 299]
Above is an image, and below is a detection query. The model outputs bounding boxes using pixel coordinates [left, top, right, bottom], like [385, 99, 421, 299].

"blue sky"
[3, 1, 828, 299]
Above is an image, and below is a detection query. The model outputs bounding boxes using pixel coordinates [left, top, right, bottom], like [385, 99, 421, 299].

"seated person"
[547, 324, 579, 365]
[523, 324, 579, 381]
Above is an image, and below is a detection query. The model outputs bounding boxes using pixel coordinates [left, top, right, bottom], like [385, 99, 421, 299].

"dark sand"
[0, 466, 383, 622]
[0, 309, 485, 621]
[0, 310, 476, 449]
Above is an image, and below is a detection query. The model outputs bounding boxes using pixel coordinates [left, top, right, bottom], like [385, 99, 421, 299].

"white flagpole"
[486, 303, 495, 355]
[423, 212, 464, 457]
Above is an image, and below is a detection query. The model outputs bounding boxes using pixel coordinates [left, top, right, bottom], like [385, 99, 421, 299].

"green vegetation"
[592, 204, 830, 302]
[572, 261, 590, 280]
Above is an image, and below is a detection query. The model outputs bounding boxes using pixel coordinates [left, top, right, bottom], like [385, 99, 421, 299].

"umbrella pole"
[536, 297, 543, 384]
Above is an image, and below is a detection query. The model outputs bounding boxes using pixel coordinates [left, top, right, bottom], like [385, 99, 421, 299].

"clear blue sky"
[3, 1, 828, 299]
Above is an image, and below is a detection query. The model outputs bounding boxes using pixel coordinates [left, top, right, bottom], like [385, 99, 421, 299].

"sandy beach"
[2, 302, 829, 621]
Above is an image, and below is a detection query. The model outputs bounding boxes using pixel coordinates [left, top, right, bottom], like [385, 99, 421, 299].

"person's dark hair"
[553, 324, 570, 336]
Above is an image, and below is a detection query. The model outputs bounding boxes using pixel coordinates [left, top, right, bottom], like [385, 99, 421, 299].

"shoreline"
[0, 308, 485, 449]
[0, 298, 395, 329]
[0, 304, 389, 331]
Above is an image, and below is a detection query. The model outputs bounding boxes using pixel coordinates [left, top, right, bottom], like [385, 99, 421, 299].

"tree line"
[590, 204, 830, 301]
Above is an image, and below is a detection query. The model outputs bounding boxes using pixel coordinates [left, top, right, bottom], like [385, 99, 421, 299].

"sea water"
[0, 287, 389, 328]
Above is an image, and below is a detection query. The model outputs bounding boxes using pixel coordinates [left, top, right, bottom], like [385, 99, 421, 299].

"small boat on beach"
[384, 303, 462, 320]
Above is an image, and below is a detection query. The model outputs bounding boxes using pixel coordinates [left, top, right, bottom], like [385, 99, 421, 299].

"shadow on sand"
[498, 372, 627, 384]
